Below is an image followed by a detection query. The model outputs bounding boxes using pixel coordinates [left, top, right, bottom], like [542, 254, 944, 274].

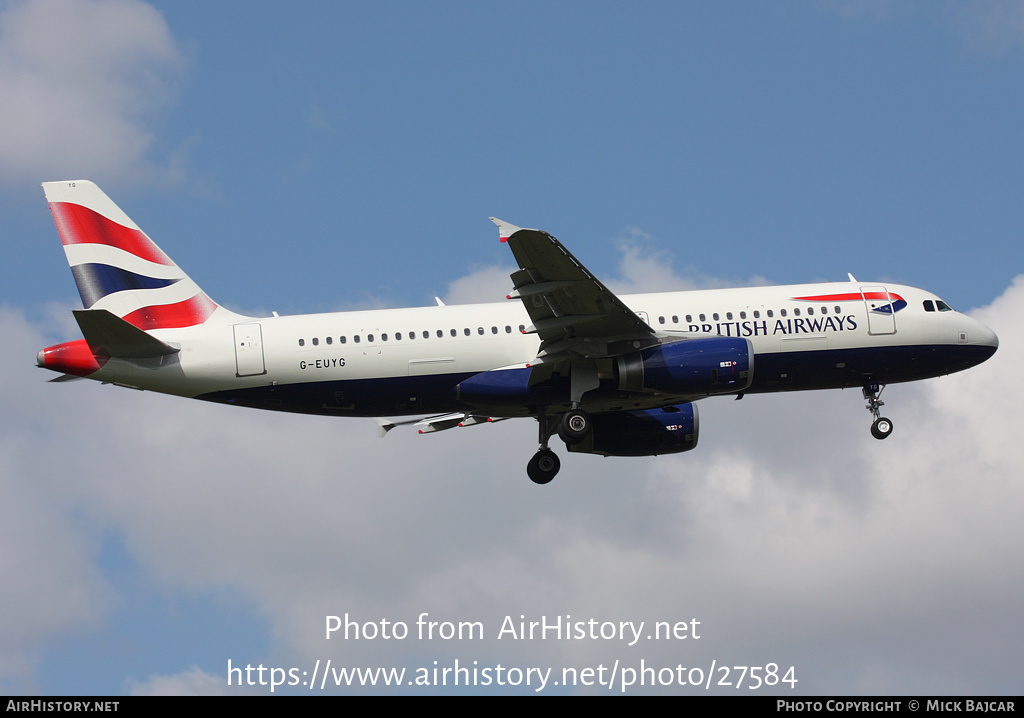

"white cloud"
[606, 228, 772, 295]
[127, 666, 234, 696]
[0, 0, 186, 186]
[1, 271, 1020, 693]
[0, 307, 110, 694]
[442, 265, 517, 305]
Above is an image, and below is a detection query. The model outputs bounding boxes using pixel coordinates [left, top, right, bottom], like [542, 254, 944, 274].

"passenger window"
[491, 326, 498, 334]
[767, 310, 774, 318]
[478, 327, 484, 335]
[505, 325, 512, 333]
[340, 336, 346, 344]
[395, 332, 402, 340]
[519, 324, 525, 333]
[381, 334, 388, 342]
[464, 328, 471, 336]
[834, 306, 841, 314]
[699, 314, 706, 322]
[727, 312, 733, 320]
[354, 335, 361, 344]
[450, 329, 457, 337]
[436, 330, 442, 338]
[686, 315, 693, 323]
[298, 338, 305, 347]
[367, 334, 374, 343]
[659, 316, 665, 324]
[753, 311, 760, 319]
[326, 336, 333, 345]
[312, 337, 319, 346]
[793, 308, 800, 316]
[821, 306, 828, 314]
[672, 315, 678, 324]
[713, 313, 719, 321]
[780, 309, 787, 317]
[807, 307, 814, 316]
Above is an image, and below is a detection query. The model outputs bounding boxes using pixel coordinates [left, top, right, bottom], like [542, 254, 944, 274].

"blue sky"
[1, 0, 1022, 695]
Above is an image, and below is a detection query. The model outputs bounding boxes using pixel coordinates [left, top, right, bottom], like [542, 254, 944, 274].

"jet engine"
[615, 336, 752, 397]
[567, 403, 698, 457]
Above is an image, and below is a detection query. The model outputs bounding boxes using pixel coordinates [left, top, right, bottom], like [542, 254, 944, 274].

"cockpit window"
[936, 300, 953, 312]
[923, 300, 935, 312]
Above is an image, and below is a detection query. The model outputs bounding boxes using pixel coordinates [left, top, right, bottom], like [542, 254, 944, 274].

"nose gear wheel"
[863, 384, 893, 440]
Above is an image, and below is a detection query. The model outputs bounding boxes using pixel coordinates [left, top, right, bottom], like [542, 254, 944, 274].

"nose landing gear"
[863, 384, 893, 440]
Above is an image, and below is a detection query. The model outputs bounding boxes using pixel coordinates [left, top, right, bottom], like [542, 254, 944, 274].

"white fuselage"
[87, 280, 997, 418]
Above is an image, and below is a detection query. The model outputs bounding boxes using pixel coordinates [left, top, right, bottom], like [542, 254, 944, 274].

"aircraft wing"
[491, 218, 658, 364]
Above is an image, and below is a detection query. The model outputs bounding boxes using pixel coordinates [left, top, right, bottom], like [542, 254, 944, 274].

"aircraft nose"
[974, 319, 999, 351]
[966, 317, 998, 363]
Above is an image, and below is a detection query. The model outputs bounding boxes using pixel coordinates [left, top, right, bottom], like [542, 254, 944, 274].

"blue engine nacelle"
[567, 403, 699, 457]
[615, 336, 753, 397]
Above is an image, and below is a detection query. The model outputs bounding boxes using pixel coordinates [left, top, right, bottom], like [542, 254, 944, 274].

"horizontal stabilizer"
[73, 309, 179, 358]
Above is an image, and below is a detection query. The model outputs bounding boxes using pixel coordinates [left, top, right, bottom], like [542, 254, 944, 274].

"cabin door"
[233, 323, 267, 377]
[860, 286, 897, 336]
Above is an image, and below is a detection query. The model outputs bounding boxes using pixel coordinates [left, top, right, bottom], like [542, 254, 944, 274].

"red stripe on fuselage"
[49, 202, 173, 266]
[121, 293, 217, 330]
[793, 292, 905, 303]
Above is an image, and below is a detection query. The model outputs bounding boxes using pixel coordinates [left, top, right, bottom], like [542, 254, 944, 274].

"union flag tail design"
[42, 180, 219, 330]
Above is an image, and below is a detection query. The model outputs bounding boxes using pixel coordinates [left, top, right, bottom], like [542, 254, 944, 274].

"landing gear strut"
[527, 416, 561, 484]
[863, 384, 893, 440]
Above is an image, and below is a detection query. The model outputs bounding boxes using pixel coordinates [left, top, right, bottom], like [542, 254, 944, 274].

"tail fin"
[42, 180, 222, 330]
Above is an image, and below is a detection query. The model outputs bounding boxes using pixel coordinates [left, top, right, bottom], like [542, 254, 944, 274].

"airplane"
[36, 180, 999, 484]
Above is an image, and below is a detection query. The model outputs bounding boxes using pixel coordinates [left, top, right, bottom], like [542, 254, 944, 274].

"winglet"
[489, 217, 522, 244]
[375, 418, 396, 438]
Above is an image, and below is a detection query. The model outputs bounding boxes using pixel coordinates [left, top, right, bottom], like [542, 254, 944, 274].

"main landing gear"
[557, 407, 590, 445]
[527, 449, 560, 485]
[527, 408, 594, 484]
[528, 416, 560, 485]
[863, 384, 893, 440]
